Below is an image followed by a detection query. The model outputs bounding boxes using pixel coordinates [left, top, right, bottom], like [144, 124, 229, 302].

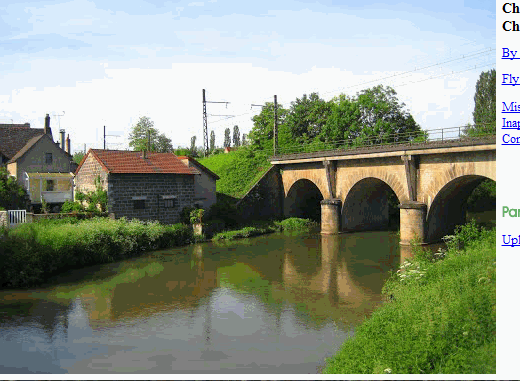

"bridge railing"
[270, 126, 495, 157]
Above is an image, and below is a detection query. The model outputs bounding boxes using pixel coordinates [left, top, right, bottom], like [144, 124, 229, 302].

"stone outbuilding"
[75, 149, 200, 224]
[177, 156, 220, 210]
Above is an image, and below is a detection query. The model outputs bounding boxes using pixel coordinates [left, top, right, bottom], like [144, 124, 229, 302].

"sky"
[0, 0, 495, 153]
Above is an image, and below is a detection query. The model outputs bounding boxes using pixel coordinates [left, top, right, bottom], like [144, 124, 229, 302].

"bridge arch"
[425, 174, 494, 243]
[284, 178, 324, 221]
[337, 170, 407, 205]
[420, 161, 496, 208]
[342, 177, 401, 231]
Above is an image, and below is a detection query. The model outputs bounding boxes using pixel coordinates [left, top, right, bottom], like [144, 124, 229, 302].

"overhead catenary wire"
[204, 46, 495, 144]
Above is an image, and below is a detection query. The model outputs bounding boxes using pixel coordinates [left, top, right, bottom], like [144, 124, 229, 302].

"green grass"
[212, 217, 317, 241]
[0, 217, 193, 288]
[323, 222, 496, 374]
[198, 148, 271, 198]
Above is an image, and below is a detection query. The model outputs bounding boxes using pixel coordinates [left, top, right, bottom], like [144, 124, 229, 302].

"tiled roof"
[83, 149, 200, 175]
[177, 156, 220, 180]
[0, 126, 53, 160]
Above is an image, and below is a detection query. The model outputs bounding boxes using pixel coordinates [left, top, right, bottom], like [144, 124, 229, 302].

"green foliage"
[189, 208, 204, 224]
[212, 225, 275, 241]
[286, 92, 332, 143]
[61, 200, 84, 213]
[444, 219, 492, 252]
[324, 223, 496, 374]
[128, 116, 173, 152]
[83, 176, 107, 212]
[72, 151, 85, 165]
[232, 125, 241, 147]
[0, 166, 29, 210]
[75, 190, 86, 202]
[205, 194, 240, 227]
[190, 135, 196, 154]
[249, 101, 290, 152]
[210, 130, 216, 151]
[466, 69, 496, 136]
[249, 86, 422, 153]
[0, 218, 194, 288]
[466, 179, 496, 212]
[223, 127, 231, 148]
[198, 149, 271, 198]
[40, 196, 50, 214]
[174, 147, 191, 156]
[274, 217, 317, 231]
[180, 205, 196, 225]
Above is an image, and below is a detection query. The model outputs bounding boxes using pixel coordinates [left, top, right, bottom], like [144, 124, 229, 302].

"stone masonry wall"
[75, 153, 109, 195]
[107, 173, 195, 224]
[237, 165, 284, 222]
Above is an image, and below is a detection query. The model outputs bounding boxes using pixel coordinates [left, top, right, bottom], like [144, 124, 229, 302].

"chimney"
[60, 129, 65, 150]
[66, 134, 71, 154]
[44, 114, 50, 135]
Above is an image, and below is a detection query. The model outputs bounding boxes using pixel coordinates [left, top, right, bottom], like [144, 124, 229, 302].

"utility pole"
[103, 125, 120, 150]
[203, 89, 208, 156]
[273, 95, 278, 155]
[202, 89, 231, 157]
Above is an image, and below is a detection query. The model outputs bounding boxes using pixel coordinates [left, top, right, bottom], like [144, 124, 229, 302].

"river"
[0, 228, 402, 374]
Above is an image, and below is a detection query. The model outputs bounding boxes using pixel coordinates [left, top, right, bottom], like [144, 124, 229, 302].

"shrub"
[61, 200, 84, 213]
[190, 208, 204, 224]
[180, 206, 196, 225]
[0, 217, 194, 288]
[275, 217, 317, 231]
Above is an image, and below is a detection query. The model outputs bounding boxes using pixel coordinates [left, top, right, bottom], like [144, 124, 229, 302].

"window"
[133, 199, 146, 209]
[45, 180, 54, 191]
[164, 198, 176, 208]
[45, 153, 53, 164]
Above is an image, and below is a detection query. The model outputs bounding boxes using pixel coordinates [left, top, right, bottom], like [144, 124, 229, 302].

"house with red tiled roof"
[0, 114, 76, 211]
[75, 149, 201, 224]
[177, 156, 219, 210]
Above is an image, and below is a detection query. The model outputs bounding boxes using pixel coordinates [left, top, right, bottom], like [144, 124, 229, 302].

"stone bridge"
[266, 138, 495, 245]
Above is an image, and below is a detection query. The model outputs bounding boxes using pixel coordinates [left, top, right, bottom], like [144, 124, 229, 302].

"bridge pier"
[399, 201, 427, 245]
[321, 199, 342, 234]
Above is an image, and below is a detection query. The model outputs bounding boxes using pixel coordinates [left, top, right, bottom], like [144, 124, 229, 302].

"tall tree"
[354, 85, 421, 144]
[249, 102, 290, 151]
[73, 151, 85, 165]
[223, 128, 231, 148]
[233, 125, 241, 147]
[242, 133, 247, 146]
[286, 92, 332, 143]
[128, 116, 173, 152]
[210, 130, 216, 152]
[467, 69, 496, 136]
[319, 86, 422, 146]
[190, 135, 197, 154]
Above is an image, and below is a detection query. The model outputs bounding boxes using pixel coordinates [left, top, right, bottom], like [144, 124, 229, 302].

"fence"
[7, 210, 26, 228]
[270, 126, 495, 157]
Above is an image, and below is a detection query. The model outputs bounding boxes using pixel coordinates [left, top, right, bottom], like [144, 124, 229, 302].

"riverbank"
[0, 217, 193, 288]
[323, 221, 496, 374]
[0, 216, 317, 289]
[211, 217, 317, 241]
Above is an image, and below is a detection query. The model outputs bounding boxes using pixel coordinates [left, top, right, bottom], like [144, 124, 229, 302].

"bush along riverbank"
[323, 221, 496, 374]
[0, 217, 193, 288]
[211, 217, 318, 241]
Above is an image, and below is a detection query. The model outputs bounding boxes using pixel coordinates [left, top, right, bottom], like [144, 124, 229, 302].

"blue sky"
[0, 0, 495, 152]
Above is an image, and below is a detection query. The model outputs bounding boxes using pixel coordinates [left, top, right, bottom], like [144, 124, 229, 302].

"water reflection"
[0, 230, 400, 374]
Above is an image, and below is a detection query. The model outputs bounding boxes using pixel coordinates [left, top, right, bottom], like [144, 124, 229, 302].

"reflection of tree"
[106, 255, 218, 321]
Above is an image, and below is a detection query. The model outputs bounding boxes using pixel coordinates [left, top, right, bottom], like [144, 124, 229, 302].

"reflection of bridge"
[269, 137, 495, 244]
